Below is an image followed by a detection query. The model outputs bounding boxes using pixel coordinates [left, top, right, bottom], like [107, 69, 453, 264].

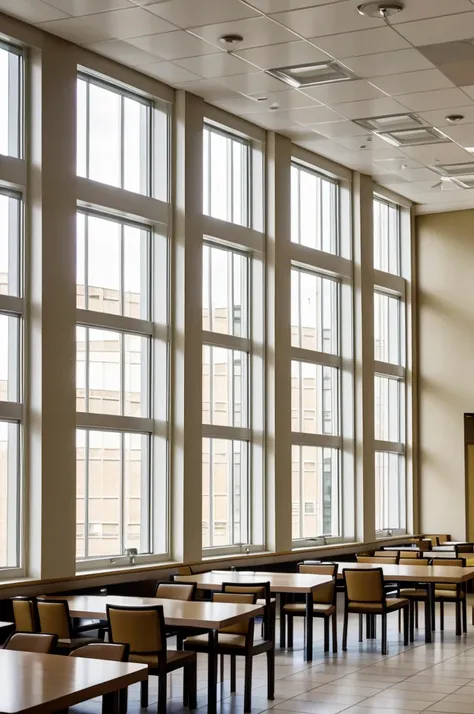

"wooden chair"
[222, 581, 274, 641]
[183, 591, 274, 713]
[398, 550, 421, 559]
[433, 558, 467, 632]
[3, 632, 57, 653]
[374, 551, 398, 558]
[155, 582, 196, 600]
[342, 568, 409, 655]
[397, 558, 430, 636]
[281, 563, 337, 653]
[11, 596, 38, 633]
[356, 556, 398, 564]
[36, 598, 102, 652]
[70, 643, 130, 714]
[107, 604, 197, 714]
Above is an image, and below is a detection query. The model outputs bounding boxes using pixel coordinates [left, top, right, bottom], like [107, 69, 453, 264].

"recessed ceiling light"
[357, 1, 404, 18]
[431, 161, 474, 177]
[219, 34, 243, 51]
[354, 113, 425, 133]
[446, 114, 465, 124]
[266, 60, 357, 88]
[378, 126, 450, 147]
[465, 147, 474, 152]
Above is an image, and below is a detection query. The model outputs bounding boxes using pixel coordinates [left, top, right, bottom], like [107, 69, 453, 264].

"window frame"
[0, 40, 23, 160]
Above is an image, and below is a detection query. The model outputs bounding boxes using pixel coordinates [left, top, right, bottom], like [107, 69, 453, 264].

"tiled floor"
[71, 598, 474, 714]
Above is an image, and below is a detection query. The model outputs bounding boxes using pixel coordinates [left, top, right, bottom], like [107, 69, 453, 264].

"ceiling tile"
[145, 0, 260, 29]
[217, 71, 288, 95]
[214, 94, 276, 113]
[173, 77, 240, 101]
[436, 122, 474, 148]
[138, 60, 200, 82]
[127, 30, 218, 60]
[175, 53, 257, 78]
[392, 0, 474, 24]
[235, 40, 330, 69]
[286, 104, 347, 124]
[341, 49, 434, 78]
[336, 136, 405, 156]
[45, 0, 131, 15]
[302, 79, 386, 105]
[381, 167, 439, 183]
[460, 85, 474, 100]
[369, 69, 454, 96]
[334, 96, 409, 120]
[246, 0, 347, 12]
[418, 105, 474, 127]
[399, 141, 472, 163]
[395, 12, 474, 46]
[248, 112, 300, 130]
[187, 16, 297, 51]
[308, 120, 367, 138]
[271, 0, 382, 39]
[85, 38, 159, 65]
[245, 89, 318, 111]
[38, 7, 178, 43]
[0, 0, 68, 22]
[311, 27, 411, 60]
[397, 87, 471, 111]
[438, 59, 474, 87]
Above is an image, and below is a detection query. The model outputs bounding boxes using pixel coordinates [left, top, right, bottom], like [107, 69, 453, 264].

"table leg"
[305, 593, 313, 662]
[462, 584, 467, 634]
[280, 593, 286, 648]
[208, 630, 218, 714]
[455, 585, 462, 636]
[424, 584, 432, 644]
[102, 691, 119, 714]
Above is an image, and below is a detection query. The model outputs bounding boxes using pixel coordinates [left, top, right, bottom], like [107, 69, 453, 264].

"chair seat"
[435, 589, 465, 600]
[184, 633, 247, 649]
[399, 588, 428, 599]
[283, 603, 335, 615]
[348, 598, 408, 614]
[257, 598, 276, 606]
[130, 649, 195, 670]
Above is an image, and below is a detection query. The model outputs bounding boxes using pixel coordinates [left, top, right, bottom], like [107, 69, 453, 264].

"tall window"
[291, 164, 338, 254]
[0, 43, 22, 159]
[291, 266, 341, 541]
[0, 190, 22, 569]
[373, 197, 406, 534]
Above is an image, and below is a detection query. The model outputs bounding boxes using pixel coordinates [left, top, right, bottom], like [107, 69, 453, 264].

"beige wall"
[417, 209, 474, 539]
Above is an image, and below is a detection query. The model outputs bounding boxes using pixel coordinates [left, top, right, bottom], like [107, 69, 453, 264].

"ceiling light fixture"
[354, 113, 426, 133]
[267, 60, 357, 88]
[357, 1, 404, 19]
[219, 34, 243, 51]
[446, 114, 465, 124]
[377, 126, 450, 147]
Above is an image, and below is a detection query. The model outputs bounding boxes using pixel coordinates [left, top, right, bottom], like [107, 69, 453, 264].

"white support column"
[26, 38, 77, 579]
[353, 172, 375, 543]
[171, 90, 204, 563]
[266, 132, 292, 552]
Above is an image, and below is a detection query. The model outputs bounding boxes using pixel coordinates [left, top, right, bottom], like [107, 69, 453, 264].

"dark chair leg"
[187, 662, 197, 710]
[358, 614, 363, 642]
[140, 679, 149, 708]
[342, 611, 348, 651]
[244, 655, 253, 713]
[415, 601, 419, 629]
[177, 634, 184, 651]
[403, 606, 409, 646]
[158, 672, 167, 714]
[440, 600, 444, 631]
[267, 648, 275, 700]
[323, 617, 329, 653]
[431, 594, 436, 631]
[220, 654, 224, 682]
[381, 614, 387, 656]
[332, 612, 337, 654]
[409, 602, 414, 642]
[287, 614, 294, 648]
[462, 592, 467, 634]
[230, 655, 236, 693]
[366, 613, 371, 639]
[119, 688, 128, 714]
[279, 596, 286, 648]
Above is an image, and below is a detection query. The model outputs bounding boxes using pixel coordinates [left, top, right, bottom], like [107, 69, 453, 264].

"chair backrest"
[456, 545, 474, 554]
[397, 550, 420, 559]
[11, 597, 37, 633]
[374, 551, 397, 557]
[298, 563, 337, 605]
[37, 599, 72, 639]
[434, 558, 464, 567]
[399, 558, 430, 566]
[175, 566, 192, 576]
[425, 535, 440, 547]
[4, 632, 57, 653]
[343, 568, 385, 605]
[155, 582, 196, 601]
[222, 581, 271, 607]
[70, 642, 129, 661]
[107, 605, 166, 656]
[213, 592, 256, 637]
[356, 556, 398, 564]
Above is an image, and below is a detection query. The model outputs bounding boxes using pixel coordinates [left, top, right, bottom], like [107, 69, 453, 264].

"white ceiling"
[5, 0, 474, 212]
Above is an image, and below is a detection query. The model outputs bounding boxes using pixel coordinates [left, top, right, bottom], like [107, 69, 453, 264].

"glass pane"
[87, 215, 121, 315]
[0, 47, 21, 159]
[374, 291, 402, 365]
[124, 334, 148, 418]
[87, 430, 121, 557]
[124, 433, 149, 552]
[374, 375, 402, 442]
[89, 82, 121, 188]
[0, 192, 21, 297]
[123, 96, 149, 195]
[291, 361, 339, 436]
[292, 445, 339, 540]
[203, 126, 249, 227]
[88, 328, 121, 416]
[0, 314, 20, 402]
[291, 164, 338, 254]
[291, 270, 338, 354]
[203, 346, 247, 428]
[202, 438, 248, 548]
[0, 421, 19, 567]
[202, 244, 248, 337]
[375, 452, 405, 531]
[374, 199, 400, 275]
[124, 224, 148, 319]
[76, 430, 86, 558]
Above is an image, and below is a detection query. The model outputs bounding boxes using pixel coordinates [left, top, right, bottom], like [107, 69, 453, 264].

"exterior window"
[202, 438, 248, 548]
[291, 270, 338, 354]
[202, 346, 248, 428]
[202, 244, 248, 337]
[291, 164, 338, 254]
[374, 375, 402, 443]
[77, 75, 152, 196]
[291, 361, 339, 436]
[292, 446, 339, 539]
[76, 429, 150, 558]
[0, 190, 22, 569]
[0, 43, 22, 159]
[375, 452, 405, 532]
[374, 198, 400, 275]
[203, 125, 250, 227]
[374, 291, 402, 365]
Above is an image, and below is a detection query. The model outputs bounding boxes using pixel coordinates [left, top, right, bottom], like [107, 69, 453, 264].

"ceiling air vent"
[266, 60, 357, 88]
[431, 161, 474, 177]
[378, 126, 450, 147]
[354, 112, 425, 132]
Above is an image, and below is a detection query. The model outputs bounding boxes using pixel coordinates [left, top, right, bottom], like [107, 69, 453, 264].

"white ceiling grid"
[4, 0, 474, 211]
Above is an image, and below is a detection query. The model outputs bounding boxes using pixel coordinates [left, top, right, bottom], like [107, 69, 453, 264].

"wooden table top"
[383, 548, 463, 559]
[44, 595, 263, 630]
[0, 649, 147, 714]
[175, 570, 333, 593]
[333, 562, 474, 583]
